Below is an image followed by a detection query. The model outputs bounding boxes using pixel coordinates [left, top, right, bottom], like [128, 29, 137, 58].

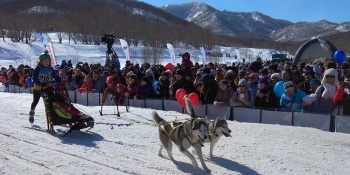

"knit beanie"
[175, 69, 185, 77]
[310, 79, 321, 86]
[258, 76, 269, 85]
[146, 69, 153, 75]
[313, 65, 322, 74]
[224, 70, 234, 78]
[283, 81, 294, 92]
[249, 73, 259, 80]
[270, 73, 281, 80]
[238, 79, 248, 86]
[201, 74, 211, 83]
[129, 74, 137, 80]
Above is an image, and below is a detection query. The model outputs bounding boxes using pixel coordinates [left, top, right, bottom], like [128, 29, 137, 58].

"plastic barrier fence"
[2, 84, 349, 133]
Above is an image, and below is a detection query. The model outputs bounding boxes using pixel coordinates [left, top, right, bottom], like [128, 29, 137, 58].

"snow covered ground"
[0, 92, 349, 175]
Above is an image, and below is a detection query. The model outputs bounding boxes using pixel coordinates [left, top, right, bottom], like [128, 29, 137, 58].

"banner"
[119, 39, 130, 62]
[235, 49, 241, 62]
[200, 47, 206, 65]
[166, 43, 176, 65]
[35, 33, 56, 68]
[35, 33, 50, 47]
[221, 48, 226, 63]
[47, 42, 57, 67]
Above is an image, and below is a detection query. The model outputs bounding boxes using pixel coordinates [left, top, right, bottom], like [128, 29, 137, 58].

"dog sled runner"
[42, 86, 94, 136]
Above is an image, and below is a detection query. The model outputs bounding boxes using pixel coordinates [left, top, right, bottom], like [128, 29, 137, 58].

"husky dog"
[184, 98, 232, 159]
[152, 111, 211, 173]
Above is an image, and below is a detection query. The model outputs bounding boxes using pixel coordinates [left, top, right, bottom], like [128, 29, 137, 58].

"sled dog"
[184, 98, 232, 159]
[152, 111, 211, 173]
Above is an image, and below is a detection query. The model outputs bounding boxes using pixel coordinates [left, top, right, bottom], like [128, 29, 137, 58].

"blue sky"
[138, 0, 349, 23]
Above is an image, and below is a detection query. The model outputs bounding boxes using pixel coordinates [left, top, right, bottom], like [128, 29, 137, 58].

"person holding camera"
[230, 79, 255, 107]
[333, 71, 350, 115]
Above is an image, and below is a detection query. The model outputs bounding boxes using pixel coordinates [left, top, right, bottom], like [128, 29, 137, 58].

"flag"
[235, 49, 241, 62]
[47, 42, 56, 67]
[221, 49, 226, 63]
[166, 43, 176, 65]
[200, 47, 206, 65]
[119, 39, 130, 62]
[35, 33, 50, 47]
[35, 33, 56, 68]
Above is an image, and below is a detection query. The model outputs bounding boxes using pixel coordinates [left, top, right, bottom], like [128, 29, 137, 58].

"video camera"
[101, 34, 115, 54]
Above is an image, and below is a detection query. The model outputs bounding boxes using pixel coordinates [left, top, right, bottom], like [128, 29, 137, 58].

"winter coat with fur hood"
[315, 68, 338, 114]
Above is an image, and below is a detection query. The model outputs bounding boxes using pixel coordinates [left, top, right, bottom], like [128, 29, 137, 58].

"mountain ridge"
[161, 2, 350, 42]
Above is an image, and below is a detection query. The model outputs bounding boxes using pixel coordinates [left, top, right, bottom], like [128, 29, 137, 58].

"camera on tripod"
[101, 34, 115, 54]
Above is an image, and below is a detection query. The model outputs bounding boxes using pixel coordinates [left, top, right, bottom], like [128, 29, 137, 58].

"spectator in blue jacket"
[248, 73, 259, 95]
[90, 71, 105, 93]
[280, 81, 307, 111]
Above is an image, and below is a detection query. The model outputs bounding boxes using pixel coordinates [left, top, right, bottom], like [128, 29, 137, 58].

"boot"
[29, 111, 35, 123]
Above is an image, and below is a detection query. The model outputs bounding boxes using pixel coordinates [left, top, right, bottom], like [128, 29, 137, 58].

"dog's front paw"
[158, 153, 164, 157]
[173, 161, 178, 165]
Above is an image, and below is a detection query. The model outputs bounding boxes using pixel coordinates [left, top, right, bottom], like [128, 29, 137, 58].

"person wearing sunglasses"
[230, 79, 255, 107]
[247, 73, 259, 95]
[314, 68, 339, 114]
[333, 71, 350, 115]
[280, 81, 307, 112]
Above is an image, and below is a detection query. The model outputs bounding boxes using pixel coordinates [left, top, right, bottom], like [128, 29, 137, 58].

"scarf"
[322, 83, 336, 99]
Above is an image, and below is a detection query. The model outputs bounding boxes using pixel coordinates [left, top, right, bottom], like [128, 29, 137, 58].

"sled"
[42, 86, 94, 135]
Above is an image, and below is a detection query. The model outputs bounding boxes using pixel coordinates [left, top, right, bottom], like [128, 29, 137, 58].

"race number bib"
[38, 67, 52, 83]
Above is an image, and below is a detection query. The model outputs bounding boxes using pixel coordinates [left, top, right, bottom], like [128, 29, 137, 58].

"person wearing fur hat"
[314, 68, 339, 114]
[214, 80, 234, 107]
[230, 79, 255, 107]
[171, 69, 195, 98]
[125, 74, 140, 99]
[181, 52, 194, 77]
[199, 74, 219, 105]
[280, 81, 307, 112]
[254, 76, 279, 108]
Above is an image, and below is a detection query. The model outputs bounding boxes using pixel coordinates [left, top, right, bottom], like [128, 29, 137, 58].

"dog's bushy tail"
[185, 97, 197, 118]
[152, 111, 165, 126]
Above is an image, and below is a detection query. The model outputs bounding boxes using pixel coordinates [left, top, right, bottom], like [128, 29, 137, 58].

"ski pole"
[99, 103, 103, 116]
[116, 104, 120, 117]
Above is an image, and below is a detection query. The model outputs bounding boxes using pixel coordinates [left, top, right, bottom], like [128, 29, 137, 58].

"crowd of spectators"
[2, 52, 350, 115]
